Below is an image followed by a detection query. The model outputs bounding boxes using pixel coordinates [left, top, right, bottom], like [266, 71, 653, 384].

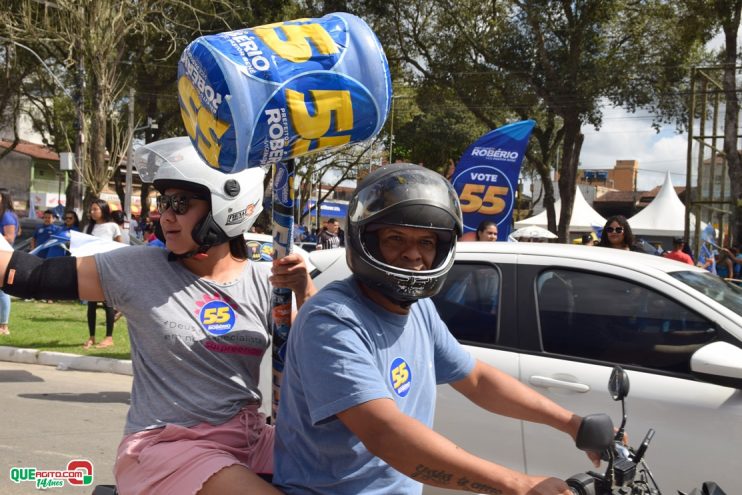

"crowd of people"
[0, 185, 177, 343]
[455, 213, 740, 284]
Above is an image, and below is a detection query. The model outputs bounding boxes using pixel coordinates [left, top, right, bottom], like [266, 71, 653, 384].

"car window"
[537, 269, 717, 374]
[432, 263, 499, 344]
[669, 270, 742, 317]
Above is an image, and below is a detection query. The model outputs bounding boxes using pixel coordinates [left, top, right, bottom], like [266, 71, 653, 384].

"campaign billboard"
[450, 120, 535, 240]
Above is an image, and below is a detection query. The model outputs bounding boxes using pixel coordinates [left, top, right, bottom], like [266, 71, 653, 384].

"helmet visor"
[349, 167, 461, 232]
[133, 137, 204, 183]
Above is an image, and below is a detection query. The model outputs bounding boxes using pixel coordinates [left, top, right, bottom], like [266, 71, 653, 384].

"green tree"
[393, 85, 488, 173]
[711, 0, 742, 244]
[375, 0, 713, 240]
[0, 0, 294, 215]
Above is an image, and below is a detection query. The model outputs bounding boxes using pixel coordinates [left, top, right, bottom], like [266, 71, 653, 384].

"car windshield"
[670, 271, 742, 316]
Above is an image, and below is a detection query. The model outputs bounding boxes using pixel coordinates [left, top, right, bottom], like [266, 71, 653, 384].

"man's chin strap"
[391, 297, 414, 310]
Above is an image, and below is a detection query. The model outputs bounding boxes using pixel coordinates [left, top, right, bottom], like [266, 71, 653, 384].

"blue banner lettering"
[451, 120, 535, 240]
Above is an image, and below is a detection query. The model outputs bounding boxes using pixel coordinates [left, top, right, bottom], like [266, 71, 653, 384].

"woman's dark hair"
[476, 220, 498, 240]
[0, 188, 15, 216]
[229, 236, 248, 260]
[64, 210, 81, 229]
[111, 210, 126, 226]
[85, 199, 114, 234]
[598, 215, 634, 249]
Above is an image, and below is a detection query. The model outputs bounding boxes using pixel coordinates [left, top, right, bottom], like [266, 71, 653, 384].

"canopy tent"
[515, 187, 606, 232]
[511, 225, 558, 239]
[627, 171, 704, 237]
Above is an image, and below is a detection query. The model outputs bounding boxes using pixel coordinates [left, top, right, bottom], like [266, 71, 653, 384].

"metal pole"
[124, 88, 135, 218]
[685, 69, 695, 249]
[389, 96, 396, 163]
[75, 47, 85, 213]
[698, 78, 709, 230]
[271, 159, 295, 422]
[315, 170, 321, 231]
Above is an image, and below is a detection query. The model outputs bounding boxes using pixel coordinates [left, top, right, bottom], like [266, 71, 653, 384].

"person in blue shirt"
[31, 209, 66, 258]
[62, 210, 81, 233]
[274, 165, 599, 495]
[727, 246, 742, 284]
[0, 188, 19, 335]
[53, 203, 66, 221]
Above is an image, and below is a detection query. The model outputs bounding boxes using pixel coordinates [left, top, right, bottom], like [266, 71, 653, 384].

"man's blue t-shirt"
[274, 277, 475, 495]
[33, 224, 65, 258]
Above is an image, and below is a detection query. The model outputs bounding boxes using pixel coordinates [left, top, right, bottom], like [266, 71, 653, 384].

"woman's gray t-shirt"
[95, 246, 272, 434]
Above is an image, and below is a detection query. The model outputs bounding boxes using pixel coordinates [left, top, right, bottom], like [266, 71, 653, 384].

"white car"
[302, 242, 742, 493]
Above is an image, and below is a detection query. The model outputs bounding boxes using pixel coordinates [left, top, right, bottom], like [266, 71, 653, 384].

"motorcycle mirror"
[608, 366, 630, 401]
[575, 413, 615, 452]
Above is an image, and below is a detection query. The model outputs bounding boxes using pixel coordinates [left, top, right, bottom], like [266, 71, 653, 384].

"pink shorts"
[114, 406, 274, 495]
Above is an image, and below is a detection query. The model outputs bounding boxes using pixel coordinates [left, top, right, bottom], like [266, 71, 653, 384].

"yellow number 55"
[203, 306, 231, 325]
[459, 184, 509, 215]
[391, 362, 409, 389]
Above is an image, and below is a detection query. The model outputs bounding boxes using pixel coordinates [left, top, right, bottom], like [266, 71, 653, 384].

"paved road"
[0, 362, 131, 494]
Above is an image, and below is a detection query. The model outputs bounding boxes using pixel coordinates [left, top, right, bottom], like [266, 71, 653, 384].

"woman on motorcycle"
[1, 137, 315, 495]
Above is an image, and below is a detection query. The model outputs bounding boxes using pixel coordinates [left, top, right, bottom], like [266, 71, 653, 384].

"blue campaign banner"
[451, 120, 535, 240]
[303, 199, 349, 219]
[177, 13, 391, 174]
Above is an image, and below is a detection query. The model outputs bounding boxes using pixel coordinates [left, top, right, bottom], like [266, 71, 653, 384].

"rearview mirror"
[608, 366, 629, 401]
[691, 341, 742, 389]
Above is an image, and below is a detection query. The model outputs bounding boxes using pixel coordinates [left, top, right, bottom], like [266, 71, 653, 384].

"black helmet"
[347, 163, 463, 305]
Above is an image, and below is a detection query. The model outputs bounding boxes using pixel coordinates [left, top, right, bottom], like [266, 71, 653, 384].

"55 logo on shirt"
[389, 357, 412, 398]
[195, 296, 237, 336]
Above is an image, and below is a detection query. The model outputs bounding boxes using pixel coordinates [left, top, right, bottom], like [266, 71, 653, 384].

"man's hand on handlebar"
[519, 475, 573, 495]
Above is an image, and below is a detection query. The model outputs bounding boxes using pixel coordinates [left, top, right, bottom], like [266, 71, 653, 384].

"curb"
[0, 346, 133, 375]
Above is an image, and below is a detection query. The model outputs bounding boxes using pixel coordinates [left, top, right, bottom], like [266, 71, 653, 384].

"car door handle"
[528, 375, 590, 393]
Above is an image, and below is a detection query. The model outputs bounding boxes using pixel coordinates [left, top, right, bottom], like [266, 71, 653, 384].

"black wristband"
[4, 251, 79, 300]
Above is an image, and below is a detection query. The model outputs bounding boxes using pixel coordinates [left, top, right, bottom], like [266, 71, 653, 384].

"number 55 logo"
[199, 300, 235, 335]
[451, 164, 516, 232]
[390, 358, 412, 397]
[459, 183, 509, 215]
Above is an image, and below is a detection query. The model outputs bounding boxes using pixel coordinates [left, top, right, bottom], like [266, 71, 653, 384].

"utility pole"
[389, 96, 396, 164]
[124, 88, 135, 218]
[73, 44, 85, 213]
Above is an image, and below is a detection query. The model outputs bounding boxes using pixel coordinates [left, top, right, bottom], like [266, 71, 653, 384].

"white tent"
[628, 171, 703, 237]
[515, 186, 606, 232]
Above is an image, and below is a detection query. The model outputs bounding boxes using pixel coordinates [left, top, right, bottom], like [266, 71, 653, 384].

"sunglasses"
[605, 227, 624, 234]
[156, 193, 205, 215]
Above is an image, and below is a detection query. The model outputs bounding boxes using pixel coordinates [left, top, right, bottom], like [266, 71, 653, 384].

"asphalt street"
[0, 361, 131, 494]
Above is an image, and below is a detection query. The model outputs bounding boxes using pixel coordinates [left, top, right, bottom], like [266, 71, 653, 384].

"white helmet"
[133, 136, 266, 250]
